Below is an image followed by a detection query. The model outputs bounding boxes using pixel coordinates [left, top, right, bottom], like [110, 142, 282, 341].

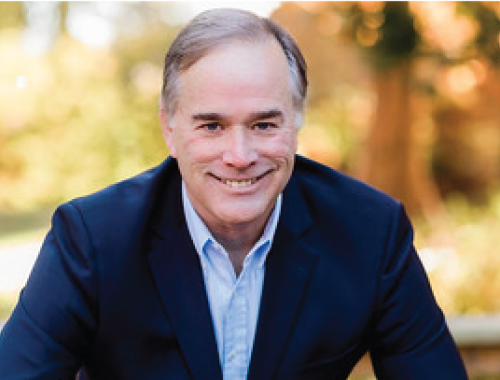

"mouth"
[211, 171, 271, 189]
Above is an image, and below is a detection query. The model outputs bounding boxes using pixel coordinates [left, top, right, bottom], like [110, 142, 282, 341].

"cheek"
[261, 131, 298, 160]
[287, 130, 298, 154]
[179, 136, 221, 165]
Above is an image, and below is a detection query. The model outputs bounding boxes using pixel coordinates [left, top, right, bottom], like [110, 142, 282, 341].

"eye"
[253, 122, 277, 131]
[202, 122, 222, 131]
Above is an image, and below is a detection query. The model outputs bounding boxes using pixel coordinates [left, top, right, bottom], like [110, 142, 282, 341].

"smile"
[211, 171, 271, 189]
[222, 178, 257, 188]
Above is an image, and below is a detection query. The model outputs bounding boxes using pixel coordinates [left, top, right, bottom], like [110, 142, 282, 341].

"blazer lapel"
[248, 176, 318, 380]
[147, 170, 222, 380]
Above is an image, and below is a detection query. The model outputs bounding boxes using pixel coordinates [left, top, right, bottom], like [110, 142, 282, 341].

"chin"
[219, 213, 259, 225]
[217, 208, 266, 226]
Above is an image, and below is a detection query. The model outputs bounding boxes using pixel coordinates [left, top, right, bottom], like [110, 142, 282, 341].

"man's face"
[161, 39, 299, 233]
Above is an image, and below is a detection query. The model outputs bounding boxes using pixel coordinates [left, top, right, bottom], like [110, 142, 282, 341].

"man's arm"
[0, 202, 98, 379]
[370, 204, 468, 379]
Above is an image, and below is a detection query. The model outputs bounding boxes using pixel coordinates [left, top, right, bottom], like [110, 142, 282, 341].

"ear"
[159, 103, 177, 157]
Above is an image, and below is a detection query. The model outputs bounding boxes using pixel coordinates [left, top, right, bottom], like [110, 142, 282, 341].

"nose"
[222, 127, 257, 168]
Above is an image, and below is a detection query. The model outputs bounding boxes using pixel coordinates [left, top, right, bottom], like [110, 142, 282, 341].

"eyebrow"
[248, 109, 284, 122]
[192, 112, 224, 121]
[191, 109, 284, 123]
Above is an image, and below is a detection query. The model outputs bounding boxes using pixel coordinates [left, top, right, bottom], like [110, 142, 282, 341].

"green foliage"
[459, 2, 500, 65]
[301, 84, 365, 170]
[0, 5, 177, 211]
[370, 2, 418, 68]
[343, 2, 418, 69]
[0, 2, 25, 29]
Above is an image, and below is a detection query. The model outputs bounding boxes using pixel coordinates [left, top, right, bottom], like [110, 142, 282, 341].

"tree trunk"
[354, 60, 442, 217]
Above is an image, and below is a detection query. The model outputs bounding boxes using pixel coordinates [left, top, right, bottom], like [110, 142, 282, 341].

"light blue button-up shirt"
[182, 182, 282, 379]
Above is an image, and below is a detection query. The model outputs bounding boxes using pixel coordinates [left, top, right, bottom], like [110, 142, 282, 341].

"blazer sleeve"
[369, 204, 468, 379]
[0, 202, 98, 379]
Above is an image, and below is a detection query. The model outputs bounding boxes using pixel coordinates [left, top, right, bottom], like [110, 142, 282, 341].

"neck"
[211, 220, 267, 276]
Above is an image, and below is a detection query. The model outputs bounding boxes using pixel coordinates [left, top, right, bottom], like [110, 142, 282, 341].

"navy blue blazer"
[0, 155, 467, 379]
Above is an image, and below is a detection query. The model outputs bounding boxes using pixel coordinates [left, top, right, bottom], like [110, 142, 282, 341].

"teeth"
[223, 178, 255, 188]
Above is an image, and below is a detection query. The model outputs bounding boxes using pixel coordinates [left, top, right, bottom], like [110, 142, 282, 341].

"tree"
[274, 1, 500, 218]
[274, 2, 440, 216]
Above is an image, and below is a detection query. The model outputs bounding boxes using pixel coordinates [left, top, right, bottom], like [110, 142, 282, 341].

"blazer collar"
[147, 161, 222, 380]
[247, 172, 318, 380]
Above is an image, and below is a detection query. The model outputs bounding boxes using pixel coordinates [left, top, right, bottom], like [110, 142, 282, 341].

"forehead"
[176, 39, 293, 108]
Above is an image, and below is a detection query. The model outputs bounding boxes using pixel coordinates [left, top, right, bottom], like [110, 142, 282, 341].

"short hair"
[161, 8, 307, 122]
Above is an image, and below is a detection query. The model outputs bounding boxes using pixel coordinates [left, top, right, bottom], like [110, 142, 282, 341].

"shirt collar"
[182, 181, 282, 269]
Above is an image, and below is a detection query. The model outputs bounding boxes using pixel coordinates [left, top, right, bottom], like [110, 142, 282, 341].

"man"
[0, 8, 467, 380]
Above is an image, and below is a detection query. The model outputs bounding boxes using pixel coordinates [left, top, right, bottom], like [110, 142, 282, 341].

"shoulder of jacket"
[292, 155, 400, 212]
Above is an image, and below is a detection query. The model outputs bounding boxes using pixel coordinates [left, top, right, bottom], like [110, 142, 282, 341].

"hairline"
[160, 10, 306, 129]
[163, 37, 303, 129]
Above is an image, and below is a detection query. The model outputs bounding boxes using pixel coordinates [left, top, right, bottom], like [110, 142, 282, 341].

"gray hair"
[161, 8, 307, 125]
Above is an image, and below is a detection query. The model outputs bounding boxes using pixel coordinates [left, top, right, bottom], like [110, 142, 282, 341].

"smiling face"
[161, 38, 300, 237]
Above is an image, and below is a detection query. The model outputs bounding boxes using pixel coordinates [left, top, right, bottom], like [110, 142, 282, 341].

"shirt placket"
[222, 272, 249, 380]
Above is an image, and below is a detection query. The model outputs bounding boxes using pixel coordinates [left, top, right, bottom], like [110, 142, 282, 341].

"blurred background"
[0, 2, 499, 378]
